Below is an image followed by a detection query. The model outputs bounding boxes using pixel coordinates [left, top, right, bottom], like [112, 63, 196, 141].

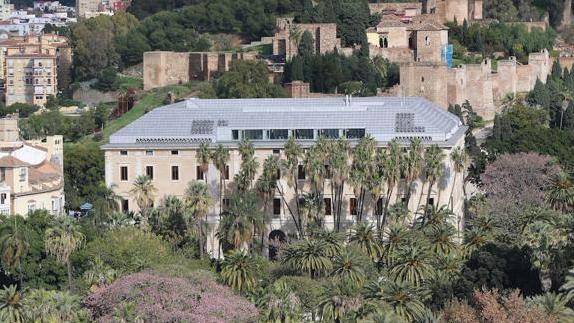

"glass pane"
[242, 130, 263, 140]
[295, 129, 314, 140]
[346, 128, 365, 139]
[319, 129, 339, 139]
[268, 129, 289, 140]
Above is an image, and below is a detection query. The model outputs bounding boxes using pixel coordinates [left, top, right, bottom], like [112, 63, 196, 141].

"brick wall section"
[284, 81, 310, 98]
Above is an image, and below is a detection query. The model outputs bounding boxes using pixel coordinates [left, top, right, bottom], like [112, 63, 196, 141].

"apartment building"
[76, 0, 101, 18]
[103, 96, 466, 257]
[0, 114, 64, 215]
[0, 34, 68, 106]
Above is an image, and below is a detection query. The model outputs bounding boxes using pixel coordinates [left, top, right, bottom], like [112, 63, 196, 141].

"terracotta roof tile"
[0, 156, 29, 168]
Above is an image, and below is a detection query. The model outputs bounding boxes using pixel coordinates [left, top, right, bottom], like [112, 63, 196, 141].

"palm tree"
[184, 181, 214, 259]
[45, 217, 84, 291]
[382, 223, 412, 265]
[449, 147, 467, 211]
[330, 138, 350, 232]
[281, 137, 304, 237]
[424, 223, 457, 256]
[300, 192, 324, 229]
[382, 140, 402, 231]
[304, 139, 327, 195]
[331, 247, 366, 287]
[404, 138, 424, 206]
[421, 145, 445, 222]
[318, 281, 362, 323]
[0, 216, 28, 286]
[23, 289, 87, 322]
[350, 136, 376, 224]
[282, 239, 333, 278]
[236, 139, 259, 192]
[0, 285, 24, 323]
[388, 244, 433, 286]
[348, 223, 382, 262]
[260, 281, 302, 323]
[255, 155, 280, 255]
[211, 144, 230, 216]
[364, 278, 429, 322]
[529, 292, 574, 322]
[217, 191, 263, 250]
[100, 183, 121, 213]
[220, 249, 257, 292]
[197, 142, 211, 184]
[545, 172, 574, 213]
[82, 257, 117, 292]
[560, 268, 574, 300]
[129, 175, 157, 223]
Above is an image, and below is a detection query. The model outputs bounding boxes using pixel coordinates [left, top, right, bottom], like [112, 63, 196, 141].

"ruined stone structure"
[143, 51, 256, 91]
[271, 18, 342, 60]
[283, 81, 310, 98]
[422, 0, 482, 23]
[400, 49, 551, 120]
[368, 2, 422, 17]
[367, 16, 448, 63]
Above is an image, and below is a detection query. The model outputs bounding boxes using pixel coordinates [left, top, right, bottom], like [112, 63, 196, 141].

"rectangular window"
[0, 193, 6, 205]
[268, 129, 289, 140]
[223, 198, 230, 212]
[224, 165, 230, 180]
[120, 166, 128, 181]
[324, 165, 331, 179]
[242, 129, 263, 140]
[297, 164, 306, 180]
[19, 168, 26, 182]
[28, 202, 35, 215]
[232, 130, 239, 140]
[196, 166, 204, 180]
[428, 197, 434, 206]
[350, 198, 358, 216]
[0, 168, 5, 182]
[121, 199, 129, 213]
[145, 166, 154, 180]
[294, 129, 314, 140]
[324, 198, 332, 215]
[319, 129, 339, 139]
[120, 150, 128, 156]
[273, 149, 280, 155]
[171, 150, 179, 155]
[273, 198, 281, 215]
[276, 169, 281, 180]
[375, 198, 383, 216]
[145, 150, 153, 156]
[346, 129, 365, 139]
[171, 166, 179, 181]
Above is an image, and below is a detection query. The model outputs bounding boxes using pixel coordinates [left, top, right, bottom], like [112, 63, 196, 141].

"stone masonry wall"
[143, 51, 190, 91]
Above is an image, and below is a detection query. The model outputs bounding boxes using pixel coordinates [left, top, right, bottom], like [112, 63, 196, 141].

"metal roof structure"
[104, 96, 465, 149]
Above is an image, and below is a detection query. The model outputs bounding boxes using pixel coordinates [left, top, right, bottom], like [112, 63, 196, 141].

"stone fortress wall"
[143, 51, 257, 91]
[400, 50, 551, 120]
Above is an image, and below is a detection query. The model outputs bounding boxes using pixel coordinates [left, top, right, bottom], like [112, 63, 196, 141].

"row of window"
[270, 196, 434, 216]
[231, 128, 366, 141]
[120, 165, 228, 182]
[119, 150, 179, 156]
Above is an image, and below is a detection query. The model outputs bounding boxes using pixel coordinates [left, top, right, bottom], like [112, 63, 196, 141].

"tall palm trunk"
[67, 261, 73, 291]
[449, 172, 458, 210]
[423, 180, 435, 224]
[277, 182, 303, 236]
[381, 185, 394, 232]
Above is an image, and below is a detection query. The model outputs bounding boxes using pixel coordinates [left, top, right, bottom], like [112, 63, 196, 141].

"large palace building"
[103, 97, 466, 257]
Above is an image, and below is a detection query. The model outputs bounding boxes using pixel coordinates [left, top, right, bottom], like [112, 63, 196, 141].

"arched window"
[379, 37, 388, 48]
[425, 36, 431, 46]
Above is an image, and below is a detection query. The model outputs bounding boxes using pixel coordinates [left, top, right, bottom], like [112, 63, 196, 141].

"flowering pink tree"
[84, 270, 258, 322]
